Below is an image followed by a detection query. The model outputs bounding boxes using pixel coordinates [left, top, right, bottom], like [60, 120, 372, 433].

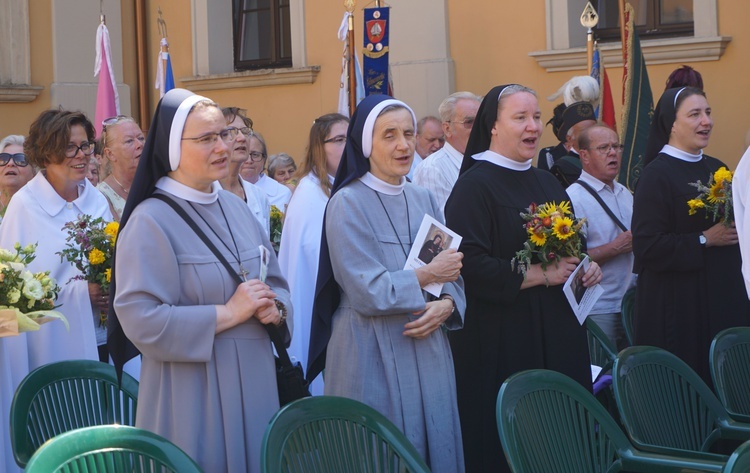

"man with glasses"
[567, 124, 634, 350]
[413, 91, 481, 211]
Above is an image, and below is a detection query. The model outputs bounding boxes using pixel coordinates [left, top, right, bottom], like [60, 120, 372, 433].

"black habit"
[632, 153, 750, 383]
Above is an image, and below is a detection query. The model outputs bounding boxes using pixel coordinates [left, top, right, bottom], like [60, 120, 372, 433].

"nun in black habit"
[108, 88, 291, 472]
[632, 86, 749, 384]
[444, 84, 600, 473]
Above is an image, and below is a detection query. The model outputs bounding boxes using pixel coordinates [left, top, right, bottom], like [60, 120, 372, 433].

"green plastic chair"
[710, 327, 750, 423]
[723, 440, 750, 473]
[497, 369, 727, 472]
[586, 316, 618, 373]
[10, 359, 139, 468]
[613, 346, 750, 462]
[260, 395, 431, 473]
[621, 286, 636, 345]
[24, 424, 202, 472]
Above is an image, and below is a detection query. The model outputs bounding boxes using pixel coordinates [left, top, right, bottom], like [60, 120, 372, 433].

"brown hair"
[222, 106, 254, 129]
[25, 110, 95, 168]
[296, 113, 349, 198]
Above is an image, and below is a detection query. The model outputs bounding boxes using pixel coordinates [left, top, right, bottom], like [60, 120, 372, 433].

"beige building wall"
[2, 0, 748, 167]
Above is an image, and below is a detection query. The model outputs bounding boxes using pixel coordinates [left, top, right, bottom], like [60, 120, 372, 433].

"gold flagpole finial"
[581, 2, 599, 73]
[157, 6, 168, 39]
[344, 0, 355, 13]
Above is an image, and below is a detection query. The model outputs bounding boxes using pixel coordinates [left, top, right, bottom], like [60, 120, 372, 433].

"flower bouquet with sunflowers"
[687, 166, 734, 226]
[270, 205, 283, 254]
[0, 243, 66, 337]
[511, 201, 586, 277]
[58, 215, 119, 326]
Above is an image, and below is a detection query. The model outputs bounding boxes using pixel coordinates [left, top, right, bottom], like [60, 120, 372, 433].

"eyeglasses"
[64, 142, 96, 158]
[449, 117, 475, 129]
[248, 151, 266, 162]
[324, 136, 347, 145]
[181, 129, 237, 146]
[0, 153, 29, 167]
[102, 115, 130, 130]
[585, 143, 625, 154]
[224, 126, 254, 139]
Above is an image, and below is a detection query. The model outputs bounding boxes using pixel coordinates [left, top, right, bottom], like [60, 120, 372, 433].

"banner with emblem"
[362, 6, 389, 97]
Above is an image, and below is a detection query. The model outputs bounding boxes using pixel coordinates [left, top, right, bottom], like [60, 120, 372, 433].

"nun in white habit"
[110, 89, 291, 473]
[308, 95, 466, 473]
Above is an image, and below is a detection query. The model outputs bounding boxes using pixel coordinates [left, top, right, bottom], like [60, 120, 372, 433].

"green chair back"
[621, 286, 636, 345]
[260, 395, 430, 473]
[723, 440, 750, 473]
[710, 327, 750, 423]
[586, 316, 618, 372]
[497, 369, 726, 472]
[613, 346, 744, 460]
[10, 359, 139, 468]
[24, 424, 202, 472]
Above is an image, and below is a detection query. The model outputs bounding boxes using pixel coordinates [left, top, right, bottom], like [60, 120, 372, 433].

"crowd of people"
[2, 63, 750, 473]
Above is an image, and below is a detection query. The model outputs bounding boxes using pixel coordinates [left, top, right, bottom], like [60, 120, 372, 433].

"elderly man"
[413, 91, 481, 210]
[407, 116, 444, 180]
[567, 124, 633, 349]
[550, 101, 597, 188]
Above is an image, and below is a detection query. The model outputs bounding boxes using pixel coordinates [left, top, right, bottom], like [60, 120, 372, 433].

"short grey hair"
[267, 152, 296, 178]
[417, 116, 441, 135]
[438, 91, 481, 123]
[0, 134, 25, 152]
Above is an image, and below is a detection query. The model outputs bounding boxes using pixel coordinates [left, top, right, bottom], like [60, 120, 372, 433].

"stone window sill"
[0, 85, 44, 103]
[181, 66, 320, 92]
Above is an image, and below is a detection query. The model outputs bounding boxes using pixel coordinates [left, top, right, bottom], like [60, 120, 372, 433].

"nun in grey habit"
[110, 89, 291, 473]
[308, 94, 467, 473]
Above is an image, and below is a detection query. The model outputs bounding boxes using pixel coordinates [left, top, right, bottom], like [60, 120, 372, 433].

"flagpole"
[581, 2, 598, 74]
[618, 0, 626, 63]
[345, 0, 357, 115]
[135, 0, 149, 129]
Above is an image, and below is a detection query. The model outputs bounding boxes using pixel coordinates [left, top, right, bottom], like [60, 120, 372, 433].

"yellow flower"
[88, 248, 105, 265]
[714, 167, 732, 185]
[529, 229, 547, 247]
[687, 198, 705, 215]
[552, 217, 575, 240]
[270, 205, 283, 220]
[105, 268, 111, 283]
[557, 201, 572, 216]
[104, 221, 119, 245]
[707, 182, 725, 204]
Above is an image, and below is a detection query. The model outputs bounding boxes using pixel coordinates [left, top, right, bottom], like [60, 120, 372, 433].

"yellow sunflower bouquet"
[687, 166, 734, 226]
[58, 215, 119, 326]
[511, 201, 586, 276]
[270, 205, 283, 254]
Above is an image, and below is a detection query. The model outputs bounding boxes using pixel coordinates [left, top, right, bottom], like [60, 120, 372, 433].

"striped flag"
[94, 21, 119, 138]
[337, 12, 365, 117]
[619, 2, 654, 191]
[155, 38, 175, 98]
[591, 46, 616, 130]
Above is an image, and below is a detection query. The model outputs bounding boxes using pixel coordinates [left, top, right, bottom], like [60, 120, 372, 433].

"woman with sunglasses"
[98, 115, 145, 221]
[0, 110, 114, 473]
[0, 135, 36, 223]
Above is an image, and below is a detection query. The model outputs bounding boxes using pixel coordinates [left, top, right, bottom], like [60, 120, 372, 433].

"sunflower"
[529, 228, 547, 246]
[687, 198, 705, 215]
[707, 182, 725, 204]
[552, 217, 575, 240]
[104, 221, 119, 245]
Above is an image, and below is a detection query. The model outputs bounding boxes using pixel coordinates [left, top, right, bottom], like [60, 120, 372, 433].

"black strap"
[573, 179, 628, 232]
[151, 193, 294, 367]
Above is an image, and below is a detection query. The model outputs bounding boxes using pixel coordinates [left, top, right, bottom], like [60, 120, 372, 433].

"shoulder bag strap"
[573, 179, 628, 232]
[150, 193, 293, 366]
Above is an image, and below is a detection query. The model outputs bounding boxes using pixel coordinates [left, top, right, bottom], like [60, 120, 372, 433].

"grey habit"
[114, 187, 291, 473]
[323, 177, 466, 473]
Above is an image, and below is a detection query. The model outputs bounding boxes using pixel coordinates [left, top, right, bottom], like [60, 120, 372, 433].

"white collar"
[155, 176, 221, 203]
[473, 149, 532, 171]
[359, 172, 405, 195]
[661, 144, 703, 162]
[327, 174, 335, 185]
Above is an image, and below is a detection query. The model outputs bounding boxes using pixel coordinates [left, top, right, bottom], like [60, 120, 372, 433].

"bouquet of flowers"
[0, 243, 66, 337]
[58, 215, 119, 326]
[270, 205, 283, 254]
[511, 201, 586, 276]
[687, 166, 734, 226]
